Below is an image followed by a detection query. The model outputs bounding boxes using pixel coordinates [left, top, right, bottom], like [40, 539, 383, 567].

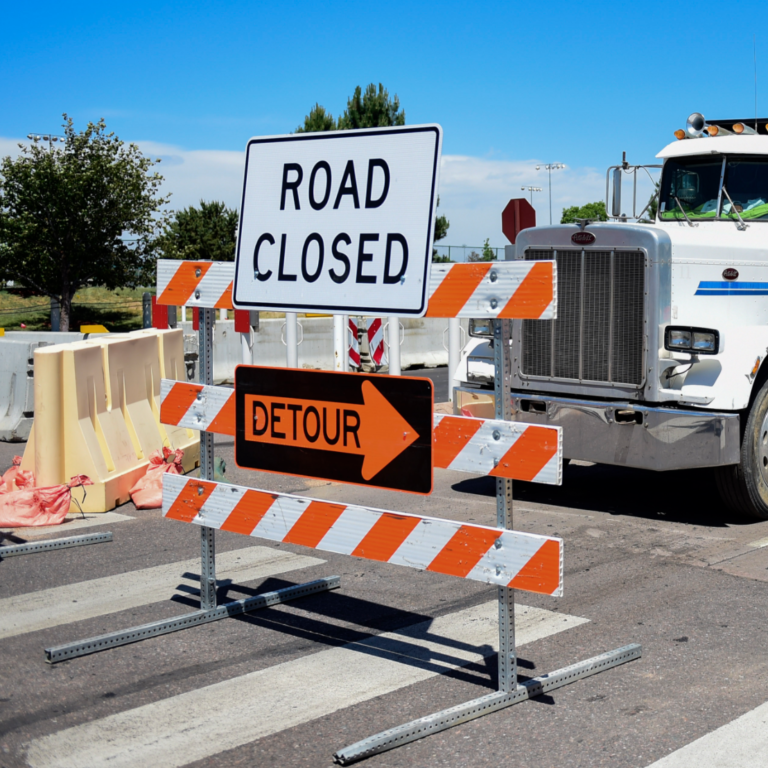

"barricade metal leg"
[333, 319, 641, 764]
[0, 532, 113, 559]
[44, 308, 341, 663]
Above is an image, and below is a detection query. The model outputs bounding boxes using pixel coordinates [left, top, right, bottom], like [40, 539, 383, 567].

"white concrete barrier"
[0, 341, 36, 442]
[0, 320, 463, 439]
[0, 332, 109, 442]
[180, 317, 466, 384]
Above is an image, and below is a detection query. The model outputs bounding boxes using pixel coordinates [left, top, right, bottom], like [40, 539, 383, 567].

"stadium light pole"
[521, 186, 543, 205]
[536, 163, 565, 224]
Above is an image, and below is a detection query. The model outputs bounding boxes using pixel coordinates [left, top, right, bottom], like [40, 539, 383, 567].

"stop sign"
[502, 198, 536, 244]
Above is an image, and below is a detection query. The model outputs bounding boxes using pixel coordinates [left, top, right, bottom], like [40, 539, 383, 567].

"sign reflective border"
[235, 366, 433, 494]
[232, 125, 442, 316]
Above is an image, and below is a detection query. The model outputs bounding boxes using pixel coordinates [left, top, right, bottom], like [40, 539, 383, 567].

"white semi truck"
[454, 113, 768, 520]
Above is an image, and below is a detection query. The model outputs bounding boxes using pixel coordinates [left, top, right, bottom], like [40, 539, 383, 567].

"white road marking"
[0, 547, 324, 640]
[747, 536, 768, 549]
[24, 602, 588, 768]
[645, 700, 768, 767]
[0, 511, 133, 539]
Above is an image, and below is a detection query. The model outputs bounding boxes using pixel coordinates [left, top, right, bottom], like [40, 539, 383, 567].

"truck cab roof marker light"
[674, 129, 687, 140]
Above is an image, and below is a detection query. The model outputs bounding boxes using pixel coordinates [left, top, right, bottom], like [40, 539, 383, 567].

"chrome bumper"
[454, 388, 740, 471]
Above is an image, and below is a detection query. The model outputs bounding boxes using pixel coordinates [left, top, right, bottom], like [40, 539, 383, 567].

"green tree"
[158, 200, 239, 262]
[0, 116, 167, 331]
[481, 238, 496, 261]
[560, 201, 608, 224]
[337, 83, 405, 129]
[432, 196, 450, 262]
[297, 84, 450, 255]
[296, 103, 337, 133]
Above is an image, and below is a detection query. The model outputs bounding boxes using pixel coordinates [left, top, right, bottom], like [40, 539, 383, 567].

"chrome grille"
[521, 248, 645, 385]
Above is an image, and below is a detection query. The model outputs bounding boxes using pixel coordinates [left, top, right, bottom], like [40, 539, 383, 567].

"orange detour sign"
[235, 366, 433, 494]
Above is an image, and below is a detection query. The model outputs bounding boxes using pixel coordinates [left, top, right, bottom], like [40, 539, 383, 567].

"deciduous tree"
[158, 200, 239, 262]
[0, 116, 167, 331]
[560, 201, 608, 224]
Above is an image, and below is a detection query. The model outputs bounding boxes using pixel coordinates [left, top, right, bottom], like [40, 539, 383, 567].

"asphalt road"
[1, 426, 767, 768]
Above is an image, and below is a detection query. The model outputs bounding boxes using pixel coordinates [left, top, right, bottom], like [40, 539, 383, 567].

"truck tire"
[715, 379, 768, 521]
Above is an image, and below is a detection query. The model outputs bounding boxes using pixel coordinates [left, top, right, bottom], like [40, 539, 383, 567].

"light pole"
[520, 186, 543, 205]
[26, 133, 66, 331]
[27, 133, 65, 149]
[536, 163, 565, 224]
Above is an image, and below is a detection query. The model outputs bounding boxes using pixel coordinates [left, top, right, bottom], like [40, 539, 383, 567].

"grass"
[0, 286, 327, 332]
[0, 286, 148, 332]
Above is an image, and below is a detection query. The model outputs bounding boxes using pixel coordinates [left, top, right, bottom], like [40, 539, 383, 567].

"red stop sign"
[502, 198, 536, 244]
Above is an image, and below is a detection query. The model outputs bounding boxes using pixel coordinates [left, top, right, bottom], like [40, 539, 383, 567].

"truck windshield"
[659, 155, 768, 221]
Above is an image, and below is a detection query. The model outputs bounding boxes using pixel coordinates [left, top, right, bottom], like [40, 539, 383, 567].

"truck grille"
[521, 248, 645, 386]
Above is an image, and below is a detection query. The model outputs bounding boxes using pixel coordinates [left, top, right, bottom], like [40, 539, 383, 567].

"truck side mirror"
[611, 167, 622, 218]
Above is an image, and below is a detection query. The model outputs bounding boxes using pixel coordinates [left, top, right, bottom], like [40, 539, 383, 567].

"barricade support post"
[332, 316, 640, 765]
[0, 532, 113, 559]
[44, 304, 340, 663]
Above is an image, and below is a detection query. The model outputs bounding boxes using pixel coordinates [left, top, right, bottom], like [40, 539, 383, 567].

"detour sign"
[235, 367, 433, 494]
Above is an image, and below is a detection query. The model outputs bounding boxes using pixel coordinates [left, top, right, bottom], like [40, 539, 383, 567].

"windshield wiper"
[674, 196, 698, 227]
[721, 186, 748, 230]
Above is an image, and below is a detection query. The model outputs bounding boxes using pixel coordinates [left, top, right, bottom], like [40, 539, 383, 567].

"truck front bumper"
[453, 388, 741, 471]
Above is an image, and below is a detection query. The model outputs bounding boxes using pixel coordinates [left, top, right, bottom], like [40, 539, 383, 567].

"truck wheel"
[715, 380, 768, 521]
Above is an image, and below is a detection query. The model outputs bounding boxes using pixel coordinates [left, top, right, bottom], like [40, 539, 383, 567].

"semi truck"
[454, 112, 768, 520]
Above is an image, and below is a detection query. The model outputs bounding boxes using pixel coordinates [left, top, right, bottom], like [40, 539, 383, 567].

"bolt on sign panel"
[235, 366, 433, 494]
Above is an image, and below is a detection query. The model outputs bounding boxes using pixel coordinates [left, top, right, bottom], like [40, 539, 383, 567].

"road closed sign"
[233, 125, 442, 316]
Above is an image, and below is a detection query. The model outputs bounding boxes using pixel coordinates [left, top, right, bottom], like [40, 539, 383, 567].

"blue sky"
[3, 0, 767, 249]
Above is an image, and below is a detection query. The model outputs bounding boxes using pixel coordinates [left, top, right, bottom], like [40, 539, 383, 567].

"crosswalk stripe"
[0, 546, 324, 640]
[24, 601, 588, 768]
[645, 700, 768, 767]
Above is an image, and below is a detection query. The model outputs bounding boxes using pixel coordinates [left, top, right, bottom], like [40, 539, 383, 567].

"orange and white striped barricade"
[425, 260, 556, 319]
[154, 259, 558, 320]
[365, 317, 386, 367]
[159, 380, 564, 486]
[348, 317, 361, 369]
[43, 296, 339, 665]
[163, 475, 563, 596]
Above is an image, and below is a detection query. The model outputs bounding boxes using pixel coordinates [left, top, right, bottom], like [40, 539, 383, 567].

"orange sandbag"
[129, 447, 184, 509]
[0, 476, 93, 528]
[0, 456, 35, 494]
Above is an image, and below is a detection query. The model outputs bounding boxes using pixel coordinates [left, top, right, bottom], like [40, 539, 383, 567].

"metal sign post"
[495, 318, 516, 694]
[332, 317, 641, 765]
[198, 307, 217, 611]
[43, 305, 340, 664]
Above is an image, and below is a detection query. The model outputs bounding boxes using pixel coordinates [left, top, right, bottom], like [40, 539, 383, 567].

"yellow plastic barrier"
[22, 329, 199, 513]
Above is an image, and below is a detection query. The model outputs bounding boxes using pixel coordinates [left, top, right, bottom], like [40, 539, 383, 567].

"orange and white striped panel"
[162, 474, 563, 596]
[161, 380, 561, 485]
[160, 380, 235, 436]
[434, 414, 562, 485]
[425, 261, 556, 319]
[156, 260, 235, 309]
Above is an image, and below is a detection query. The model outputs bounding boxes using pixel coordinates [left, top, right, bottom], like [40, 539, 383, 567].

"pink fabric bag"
[0, 456, 35, 494]
[0, 475, 93, 528]
[129, 447, 184, 509]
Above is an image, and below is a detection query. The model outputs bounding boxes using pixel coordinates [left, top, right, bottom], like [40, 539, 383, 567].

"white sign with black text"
[233, 125, 442, 316]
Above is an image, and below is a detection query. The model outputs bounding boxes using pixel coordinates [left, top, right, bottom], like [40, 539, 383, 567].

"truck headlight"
[664, 326, 719, 355]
